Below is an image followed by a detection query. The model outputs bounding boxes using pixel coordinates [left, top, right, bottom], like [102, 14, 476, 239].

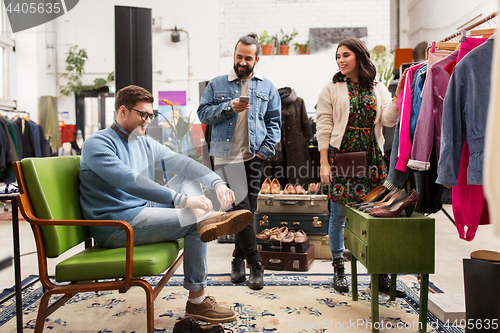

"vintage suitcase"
[257, 192, 329, 214]
[267, 238, 310, 253]
[254, 212, 329, 236]
[257, 244, 315, 271]
[308, 235, 331, 259]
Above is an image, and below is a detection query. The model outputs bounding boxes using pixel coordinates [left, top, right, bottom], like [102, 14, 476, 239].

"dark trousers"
[216, 156, 264, 266]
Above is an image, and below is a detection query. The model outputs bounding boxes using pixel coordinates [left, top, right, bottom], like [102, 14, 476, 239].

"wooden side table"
[344, 206, 435, 333]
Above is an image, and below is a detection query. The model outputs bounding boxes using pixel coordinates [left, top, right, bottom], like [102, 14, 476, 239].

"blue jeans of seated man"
[329, 201, 346, 260]
[102, 175, 207, 292]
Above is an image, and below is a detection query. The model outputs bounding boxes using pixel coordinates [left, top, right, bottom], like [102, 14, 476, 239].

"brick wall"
[219, 0, 391, 57]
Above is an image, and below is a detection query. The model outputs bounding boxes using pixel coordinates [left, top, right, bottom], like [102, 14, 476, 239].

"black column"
[115, 6, 152, 93]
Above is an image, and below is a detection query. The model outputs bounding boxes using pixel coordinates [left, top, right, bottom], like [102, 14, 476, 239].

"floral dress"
[325, 81, 387, 204]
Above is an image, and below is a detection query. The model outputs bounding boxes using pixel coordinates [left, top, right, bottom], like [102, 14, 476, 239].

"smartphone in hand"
[239, 96, 250, 104]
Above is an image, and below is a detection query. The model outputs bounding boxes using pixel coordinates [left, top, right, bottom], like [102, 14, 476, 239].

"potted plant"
[279, 29, 298, 55]
[259, 31, 274, 56]
[293, 40, 310, 55]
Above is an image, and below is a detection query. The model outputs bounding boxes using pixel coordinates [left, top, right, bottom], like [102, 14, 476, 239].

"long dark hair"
[332, 38, 376, 90]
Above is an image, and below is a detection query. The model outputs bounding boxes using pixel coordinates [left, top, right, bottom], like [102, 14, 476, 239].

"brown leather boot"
[185, 296, 236, 323]
[197, 210, 252, 243]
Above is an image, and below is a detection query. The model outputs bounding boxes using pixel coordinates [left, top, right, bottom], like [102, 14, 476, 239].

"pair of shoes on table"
[198, 210, 253, 243]
[377, 274, 407, 298]
[260, 178, 281, 194]
[368, 190, 418, 218]
[357, 188, 399, 212]
[230, 258, 264, 290]
[306, 182, 322, 194]
[349, 185, 386, 207]
[361, 189, 406, 213]
[256, 227, 307, 243]
[184, 296, 237, 325]
[283, 183, 307, 194]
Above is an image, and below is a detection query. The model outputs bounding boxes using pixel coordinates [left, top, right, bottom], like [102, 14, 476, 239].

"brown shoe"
[270, 178, 281, 194]
[255, 228, 272, 240]
[185, 296, 236, 323]
[260, 178, 271, 194]
[269, 226, 288, 241]
[295, 184, 307, 195]
[283, 183, 296, 194]
[307, 183, 318, 194]
[198, 210, 253, 243]
[282, 230, 295, 243]
[294, 229, 308, 243]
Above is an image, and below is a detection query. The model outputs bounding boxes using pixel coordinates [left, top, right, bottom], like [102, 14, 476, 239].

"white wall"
[14, 0, 392, 127]
[404, 0, 498, 47]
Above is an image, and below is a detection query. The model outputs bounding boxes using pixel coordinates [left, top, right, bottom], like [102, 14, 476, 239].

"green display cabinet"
[344, 206, 435, 333]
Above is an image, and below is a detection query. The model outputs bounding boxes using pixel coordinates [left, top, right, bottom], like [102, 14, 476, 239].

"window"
[0, 5, 16, 109]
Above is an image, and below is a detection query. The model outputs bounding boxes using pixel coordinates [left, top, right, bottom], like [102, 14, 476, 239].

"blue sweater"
[80, 127, 224, 245]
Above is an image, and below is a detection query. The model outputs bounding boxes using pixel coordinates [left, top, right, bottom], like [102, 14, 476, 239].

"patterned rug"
[0, 273, 463, 333]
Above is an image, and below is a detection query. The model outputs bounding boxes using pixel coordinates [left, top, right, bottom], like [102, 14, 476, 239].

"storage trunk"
[257, 193, 328, 214]
[254, 212, 329, 236]
[258, 244, 315, 271]
[309, 235, 331, 259]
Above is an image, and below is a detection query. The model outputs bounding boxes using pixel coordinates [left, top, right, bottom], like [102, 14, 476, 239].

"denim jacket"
[197, 70, 281, 160]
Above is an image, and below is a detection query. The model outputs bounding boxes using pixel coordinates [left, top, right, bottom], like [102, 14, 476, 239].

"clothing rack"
[0, 109, 30, 115]
[441, 11, 497, 42]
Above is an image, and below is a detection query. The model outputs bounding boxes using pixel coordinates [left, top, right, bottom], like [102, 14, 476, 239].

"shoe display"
[185, 296, 237, 323]
[295, 184, 307, 195]
[173, 316, 226, 332]
[282, 230, 295, 243]
[364, 189, 406, 213]
[354, 187, 392, 208]
[197, 210, 253, 243]
[349, 185, 386, 206]
[230, 258, 246, 283]
[270, 178, 281, 194]
[255, 228, 272, 240]
[378, 274, 407, 298]
[332, 258, 349, 292]
[369, 190, 418, 218]
[269, 226, 288, 241]
[358, 188, 398, 211]
[283, 183, 296, 194]
[294, 229, 308, 243]
[260, 178, 272, 194]
[248, 262, 264, 290]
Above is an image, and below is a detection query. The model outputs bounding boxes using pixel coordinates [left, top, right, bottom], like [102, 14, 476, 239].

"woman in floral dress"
[316, 38, 403, 292]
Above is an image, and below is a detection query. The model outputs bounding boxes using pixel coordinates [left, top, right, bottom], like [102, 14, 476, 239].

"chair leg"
[133, 280, 155, 333]
[35, 291, 52, 333]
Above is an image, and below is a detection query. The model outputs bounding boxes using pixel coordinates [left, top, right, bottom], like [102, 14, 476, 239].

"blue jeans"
[102, 175, 207, 292]
[329, 201, 346, 259]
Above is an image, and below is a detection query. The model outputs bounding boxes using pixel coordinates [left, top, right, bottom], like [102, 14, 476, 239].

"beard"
[234, 63, 254, 79]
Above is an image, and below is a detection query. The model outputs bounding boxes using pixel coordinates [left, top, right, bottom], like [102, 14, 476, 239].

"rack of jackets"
[0, 112, 51, 183]
[388, 14, 497, 241]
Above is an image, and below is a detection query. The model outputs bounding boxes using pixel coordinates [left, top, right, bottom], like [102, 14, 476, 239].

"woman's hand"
[185, 195, 213, 212]
[320, 164, 332, 186]
[393, 67, 411, 102]
[215, 184, 235, 210]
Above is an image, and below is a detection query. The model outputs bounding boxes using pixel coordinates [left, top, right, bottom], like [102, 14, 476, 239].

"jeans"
[215, 156, 264, 266]
[329, 201, 346, 259]
[102, 175, 207, 292]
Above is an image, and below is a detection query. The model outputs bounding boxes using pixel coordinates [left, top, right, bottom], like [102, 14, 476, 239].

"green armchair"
[13, 156, 184, 333]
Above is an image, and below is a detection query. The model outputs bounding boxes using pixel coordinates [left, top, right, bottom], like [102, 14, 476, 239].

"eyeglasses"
[127, 107, 156, 121]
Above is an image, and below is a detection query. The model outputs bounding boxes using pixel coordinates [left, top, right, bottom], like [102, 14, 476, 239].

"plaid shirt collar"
[111, 120, 136, 140]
